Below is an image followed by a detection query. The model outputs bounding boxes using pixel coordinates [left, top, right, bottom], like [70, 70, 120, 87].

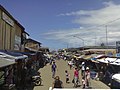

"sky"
[1, 0, 120, 50]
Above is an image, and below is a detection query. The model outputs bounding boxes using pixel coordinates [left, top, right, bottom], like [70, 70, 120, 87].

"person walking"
[51, 61, 57, 78]
[81, 62, 85, 76]
[69, 60, 73, 70]
[65, 70, 70, 83]
[73, 68, 79, 88]
[82, 76, 86, 89]
[52, 76, 63, 88]
[85, 67, 91, 88]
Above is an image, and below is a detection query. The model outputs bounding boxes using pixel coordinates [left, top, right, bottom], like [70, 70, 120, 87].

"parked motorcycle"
[32, 72, 42, 86]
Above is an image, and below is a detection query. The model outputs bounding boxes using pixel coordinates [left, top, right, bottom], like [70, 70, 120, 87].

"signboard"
[116, 41, 120, 53]
[2, 12, 14, 26]
[14, 35, 21, 50]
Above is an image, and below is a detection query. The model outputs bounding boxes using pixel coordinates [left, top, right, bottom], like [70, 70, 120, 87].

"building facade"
[0, 5, 28, 51]
[25, 38, 41, 51]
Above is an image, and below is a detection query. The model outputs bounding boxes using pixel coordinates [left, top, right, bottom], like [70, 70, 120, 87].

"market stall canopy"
[83, 55, 92, 60]
[111, 59, 120, 65]
[97, 58, 111, 64]
[77, 55, 84, 59]
[112, 73, 120, 83]
[0, 58, 15, 68]
[19, 52, 36, 56]
[94, 54, 106, 59]
[25, 47, 41, 53]
[83, 54, 97, 60]
[97, 57, 120, 65]
[0, 50, 28, 60]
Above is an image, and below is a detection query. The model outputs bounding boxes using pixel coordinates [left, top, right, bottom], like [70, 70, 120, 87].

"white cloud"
[74, 4, 120, 26]
[44, 1, 120, 48]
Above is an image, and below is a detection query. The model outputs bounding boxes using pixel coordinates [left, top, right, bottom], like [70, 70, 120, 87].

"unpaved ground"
[33, 60, 110, 90]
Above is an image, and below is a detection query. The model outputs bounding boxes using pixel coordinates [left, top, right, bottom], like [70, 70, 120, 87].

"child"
[85, 67, 90, 88]
[82, 76, 86, 89]
[65, 70, 70, 83]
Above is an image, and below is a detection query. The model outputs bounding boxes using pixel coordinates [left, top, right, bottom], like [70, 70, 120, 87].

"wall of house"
[0, 9, 15, 50]
[25, 42, 40, 50]
[0, 6, 25, 51]
[14, 23, 22, 51]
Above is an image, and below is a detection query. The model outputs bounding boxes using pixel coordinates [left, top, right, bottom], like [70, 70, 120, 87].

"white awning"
[0, 58, 15, 68]
[112, 73, 120, 83]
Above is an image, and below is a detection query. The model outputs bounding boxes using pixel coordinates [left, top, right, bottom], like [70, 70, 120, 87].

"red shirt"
[74, 70, 79, 77]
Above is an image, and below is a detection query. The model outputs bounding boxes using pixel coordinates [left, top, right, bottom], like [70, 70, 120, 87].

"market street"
[33, 60, 110, 90]
[1, 1, 120, 90]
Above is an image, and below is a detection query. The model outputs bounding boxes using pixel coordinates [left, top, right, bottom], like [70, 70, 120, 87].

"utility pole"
[73, 36, 84, 51]
[67, 43, 68, 49]
[106, 25, 108, 48]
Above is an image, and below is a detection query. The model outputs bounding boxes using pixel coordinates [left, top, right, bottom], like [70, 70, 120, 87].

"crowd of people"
[50, 59, 91, 89]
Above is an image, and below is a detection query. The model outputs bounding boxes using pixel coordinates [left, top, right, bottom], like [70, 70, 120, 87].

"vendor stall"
[0, 58, 15, 89]
[111, 73, 120, 89]
[0, 50, 28, 89]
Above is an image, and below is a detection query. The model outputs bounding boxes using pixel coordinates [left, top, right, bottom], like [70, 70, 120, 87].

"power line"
[72, 17, 120, 36]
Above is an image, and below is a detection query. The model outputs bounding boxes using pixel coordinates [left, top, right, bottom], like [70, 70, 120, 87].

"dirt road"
[33, 60, 110, 90]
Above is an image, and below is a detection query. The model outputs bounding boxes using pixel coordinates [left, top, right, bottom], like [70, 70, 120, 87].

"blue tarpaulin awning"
[0, 50, 28, 60]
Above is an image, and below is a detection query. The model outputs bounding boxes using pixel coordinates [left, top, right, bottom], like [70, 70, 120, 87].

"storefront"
[0, 58, 15, 89]
[111, 73, 120, 89]
[0, 5, 28, 51]
[0, 50, 28, 88]
[25, 47, 45, 69]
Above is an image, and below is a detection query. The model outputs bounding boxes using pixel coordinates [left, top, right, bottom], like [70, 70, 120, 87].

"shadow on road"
[16, 84, 44, 90]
